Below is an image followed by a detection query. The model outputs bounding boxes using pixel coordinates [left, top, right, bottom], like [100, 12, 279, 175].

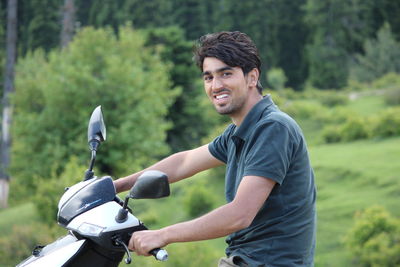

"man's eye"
[204, 76, 213, 81]
[222, 72, 232, 77]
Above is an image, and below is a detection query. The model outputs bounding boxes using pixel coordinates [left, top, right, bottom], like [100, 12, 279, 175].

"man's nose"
[211, 77, 223, 90]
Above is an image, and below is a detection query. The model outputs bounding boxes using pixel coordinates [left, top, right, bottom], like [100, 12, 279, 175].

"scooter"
[17, 106, 170, 267]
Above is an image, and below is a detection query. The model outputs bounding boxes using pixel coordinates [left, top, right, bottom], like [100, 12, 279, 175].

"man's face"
[202, 57, 251, 116]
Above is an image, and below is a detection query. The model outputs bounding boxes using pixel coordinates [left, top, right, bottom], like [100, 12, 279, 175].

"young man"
[114, 31, 316, 266]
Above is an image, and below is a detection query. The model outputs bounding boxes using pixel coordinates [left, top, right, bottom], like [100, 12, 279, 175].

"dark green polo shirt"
[209, 95, 316, 266]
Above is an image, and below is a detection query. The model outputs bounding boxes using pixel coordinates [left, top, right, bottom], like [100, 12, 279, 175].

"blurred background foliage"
[0, 0, 399, 266]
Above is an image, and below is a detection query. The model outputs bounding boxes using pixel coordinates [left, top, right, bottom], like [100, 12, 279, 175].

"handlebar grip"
[150, 248, 168, 261]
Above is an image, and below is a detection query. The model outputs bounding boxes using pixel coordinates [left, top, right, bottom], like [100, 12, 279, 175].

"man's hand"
[129, 230, 167, 256]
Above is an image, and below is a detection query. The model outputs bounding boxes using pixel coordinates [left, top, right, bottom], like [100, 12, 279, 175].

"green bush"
[183, 180, 216, 218]
[344, 205, 400, 266]
[282, 100, 326, 119]
[321, 125, 342, 143]
[384, 89, 400, 106]
[301, 89, 348, 107]
[339, 117, 370, 142]
[267, 68, 287, 90]
[319, 92, 349, 107]
[371, 108, 400, 138]
[321, 116, 370, 143]
[316, 106, 354, 125]
[372, 72, 400, 90]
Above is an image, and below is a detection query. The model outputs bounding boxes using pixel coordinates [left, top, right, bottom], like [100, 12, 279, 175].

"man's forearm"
[114, 145, 221, 193]
[160, 201, 249, 244]
[114, 151, 190, 193]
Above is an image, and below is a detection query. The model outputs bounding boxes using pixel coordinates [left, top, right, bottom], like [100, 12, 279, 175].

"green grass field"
[310, 137, 400, 266]
[0, 202, 40, 236]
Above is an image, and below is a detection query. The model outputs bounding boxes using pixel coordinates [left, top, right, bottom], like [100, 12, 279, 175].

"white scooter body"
[17, 237, 86, 267]
[17, 177, 143, 267]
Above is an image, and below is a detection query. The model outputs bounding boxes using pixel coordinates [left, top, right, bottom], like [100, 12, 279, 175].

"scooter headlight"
[78, 222, 104, 236]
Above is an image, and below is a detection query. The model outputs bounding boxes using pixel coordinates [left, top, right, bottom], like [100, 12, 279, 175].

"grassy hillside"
[310, 137, 400, 266]
[0, 203, 40, 236]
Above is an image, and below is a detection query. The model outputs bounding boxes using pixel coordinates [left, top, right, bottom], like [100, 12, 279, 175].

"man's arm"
[114, 144, 223, 193]
[129, 175, 276, 255]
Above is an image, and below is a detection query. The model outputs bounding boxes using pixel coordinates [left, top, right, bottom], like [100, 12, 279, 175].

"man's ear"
[248, 68, 259, 87]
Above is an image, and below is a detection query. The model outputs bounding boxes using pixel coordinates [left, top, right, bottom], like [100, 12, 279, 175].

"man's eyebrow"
[202, 66, 234, 76]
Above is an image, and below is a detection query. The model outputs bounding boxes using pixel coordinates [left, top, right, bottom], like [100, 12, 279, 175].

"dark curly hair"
[193, 31, 263, 94]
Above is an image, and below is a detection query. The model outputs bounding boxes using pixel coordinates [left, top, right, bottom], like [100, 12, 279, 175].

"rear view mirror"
[129, 171, 170, 199]
[88, 106, 106, 151]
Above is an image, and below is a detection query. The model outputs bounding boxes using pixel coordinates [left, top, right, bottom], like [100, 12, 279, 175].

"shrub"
[267, 68, 287, 90]
[282, 100, 326, 119]
[315, 106, 354, 125]
[321, 125, 342, 143]
[301, 89, 349, 107]
[371, 108, 400, 138]
[339, 117, 370, 142]
[318, 92, 349, 107]
[344, 205, 400, 266]
[384, 88, 400, 106]
[183, 180, 216, 218]
[372, 72, 400, 90]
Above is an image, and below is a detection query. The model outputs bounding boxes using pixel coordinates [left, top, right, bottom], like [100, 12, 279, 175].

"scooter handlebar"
[150, 248, 168, 261]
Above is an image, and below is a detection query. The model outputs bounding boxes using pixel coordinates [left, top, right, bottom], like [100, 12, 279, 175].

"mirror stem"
[84, 150, 96, 181]
[88, 150, 96, 171]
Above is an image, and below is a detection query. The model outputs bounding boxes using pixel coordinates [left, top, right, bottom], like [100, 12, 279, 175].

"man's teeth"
[216, 94, 229, 99]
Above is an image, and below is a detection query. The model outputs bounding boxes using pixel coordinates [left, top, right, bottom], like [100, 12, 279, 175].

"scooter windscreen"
[58, 176, 116, 227]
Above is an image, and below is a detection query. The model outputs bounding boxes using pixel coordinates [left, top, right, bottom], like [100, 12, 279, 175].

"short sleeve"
[243, 121, 294, 185]
[208, 124, 235, 164]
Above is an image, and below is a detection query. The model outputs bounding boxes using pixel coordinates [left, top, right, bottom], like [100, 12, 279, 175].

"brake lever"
[114, 238, 132, 264]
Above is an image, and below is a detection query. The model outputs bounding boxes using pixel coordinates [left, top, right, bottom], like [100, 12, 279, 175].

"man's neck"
[231, 94, 263, 126]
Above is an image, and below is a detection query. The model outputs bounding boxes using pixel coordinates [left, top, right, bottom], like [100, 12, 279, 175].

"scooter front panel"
[67, 201, 141, 234]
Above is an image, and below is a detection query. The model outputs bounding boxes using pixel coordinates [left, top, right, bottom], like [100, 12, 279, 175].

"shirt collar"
[233, 94, 275, 141]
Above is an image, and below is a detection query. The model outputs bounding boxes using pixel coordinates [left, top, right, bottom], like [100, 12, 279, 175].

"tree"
[380, 0, 400, 42]
[304, 0, 386, 89]
[17, 0, 60, 53]
[350, 24, 400, 82]
[11, 26, 179, 194]
[304, 0, 350, 89]
[75, 0, 173, 31]
[170, 0, 209, 40]
[60, 0, 75, 48]
[144, 26, 211, 152]
[0, 0, 17, 209]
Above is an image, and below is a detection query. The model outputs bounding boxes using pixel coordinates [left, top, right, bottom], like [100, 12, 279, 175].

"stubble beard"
[214, 96, 246, 116]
